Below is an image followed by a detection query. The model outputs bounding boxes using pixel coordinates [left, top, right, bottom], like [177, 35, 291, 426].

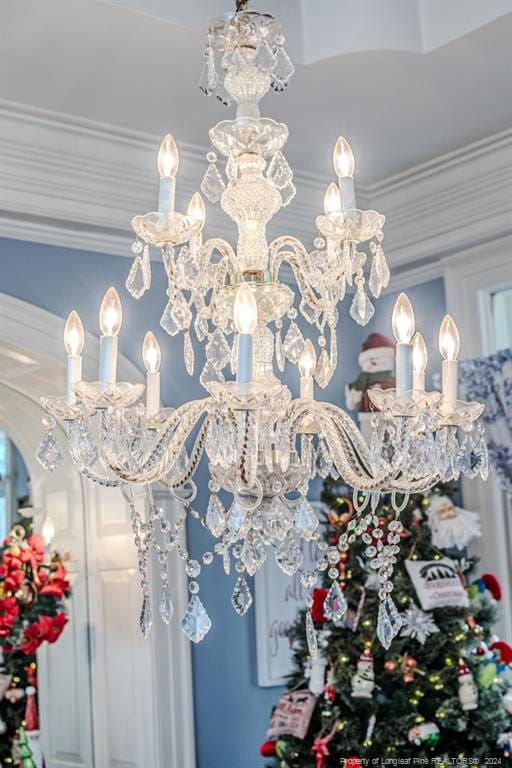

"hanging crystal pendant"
[314, 349, 331, 389]
[181, 595, 212, 643]
[126, 257, 146, 299]
[293, 498, 319, 540]
[266, 151, 293, 189]
[206, 493, 226, 538]
[283, 321, 305, 364]
[140, 595, 152, 639]
[231, 575, 253, 616]
[271, 47, 295, 91]
[305, 610, 318, 658]
[206, 329, 230, 370]
[160, 301, 180, 336]
[200, 163, 225, 203]
[350, 283, 375, 326]
[323, 581, 347, 622]
[36, 418, 64, 472]
[158, 583, 174, 625]
[275, 538, 303, 575]
[376, 601, 393, 649]
[183, 331, 194, 375]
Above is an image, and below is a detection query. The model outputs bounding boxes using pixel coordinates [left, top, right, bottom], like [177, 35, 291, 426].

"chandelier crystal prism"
[39, 5, 487, 649]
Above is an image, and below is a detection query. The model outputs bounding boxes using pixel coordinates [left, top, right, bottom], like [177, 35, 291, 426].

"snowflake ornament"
[400, 602, 440, 645]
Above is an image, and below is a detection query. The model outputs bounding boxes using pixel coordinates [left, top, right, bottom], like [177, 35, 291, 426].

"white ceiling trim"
[1, 98, 511, 273]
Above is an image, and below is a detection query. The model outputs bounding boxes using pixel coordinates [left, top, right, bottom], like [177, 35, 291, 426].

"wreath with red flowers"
[0, 524, 71, 655]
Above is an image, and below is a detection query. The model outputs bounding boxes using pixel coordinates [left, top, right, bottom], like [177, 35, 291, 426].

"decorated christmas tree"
[0, 521, 70, 766]
[261, 479, 512, 765]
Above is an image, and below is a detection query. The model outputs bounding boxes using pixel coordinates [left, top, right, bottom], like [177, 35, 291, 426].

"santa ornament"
[427, 495, 481, 550]
[345, 333, 395, 440]
[457, 661, 478, 711]
[351, 651, 374, 699]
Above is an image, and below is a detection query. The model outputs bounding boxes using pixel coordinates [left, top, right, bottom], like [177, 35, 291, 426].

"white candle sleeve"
[442, 359, 458, 405]
[66, 356, 82, 404]
[146, 371, 160, 417]
[413, 371, 425, 392]
[338, 176, 356, 212]
[158, 177, 176, 214]
[236, 334, 253, 386]
[189, 233, 202, 261]
[99, 335, 118, 389]
[300, 376, 314, 400]
[326, 238, 337, 263]
[396, 343, 413, 394]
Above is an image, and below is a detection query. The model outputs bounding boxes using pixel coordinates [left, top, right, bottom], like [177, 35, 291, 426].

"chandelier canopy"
[39, 4, 487, 651]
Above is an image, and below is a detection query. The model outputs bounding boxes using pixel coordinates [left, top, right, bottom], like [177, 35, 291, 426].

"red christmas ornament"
[311, 588, 328, 624]
[346, 758, 362, 768]
[481, 573, 502, 601]
[403, 673, 415, 684]
[490, 641, 512, 665]
[325, 685, 336, 702]
[259, 740, 277, 757]
[384, 659, 396, 672]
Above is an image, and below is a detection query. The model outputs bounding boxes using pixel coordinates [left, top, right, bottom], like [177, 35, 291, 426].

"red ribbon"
[311, 734, 332, 768]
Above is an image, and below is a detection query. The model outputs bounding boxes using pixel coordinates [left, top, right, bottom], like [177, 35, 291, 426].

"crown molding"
[1, 99, 511, 274]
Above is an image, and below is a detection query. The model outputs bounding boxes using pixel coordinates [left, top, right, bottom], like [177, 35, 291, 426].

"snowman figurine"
[458, 661, 478, 710]
[308, 654, 328, 696]
[351, 651, 375, 699]
[345, 333, 395, 442]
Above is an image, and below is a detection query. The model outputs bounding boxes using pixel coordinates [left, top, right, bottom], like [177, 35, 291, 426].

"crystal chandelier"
[39, 4, 488, 650]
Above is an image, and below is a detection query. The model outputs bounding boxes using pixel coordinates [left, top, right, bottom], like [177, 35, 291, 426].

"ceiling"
[1, 0, 512, 184]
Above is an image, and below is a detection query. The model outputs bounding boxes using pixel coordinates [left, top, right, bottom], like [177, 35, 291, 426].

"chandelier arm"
[101, 400, 210, 483]
[67, 431, 121, 487]
[199, 238, 237, 272]
[161, 418, 210, 489]
[268, 237, 328, 311]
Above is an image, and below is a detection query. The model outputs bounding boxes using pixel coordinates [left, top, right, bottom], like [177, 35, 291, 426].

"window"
[491, 286, 512, 351]
[0, 430, 13, 541]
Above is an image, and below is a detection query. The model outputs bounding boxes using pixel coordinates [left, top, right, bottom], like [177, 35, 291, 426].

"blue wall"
[0, 237, 445, 767]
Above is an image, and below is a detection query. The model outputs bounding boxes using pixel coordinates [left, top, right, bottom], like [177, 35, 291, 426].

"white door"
[84, 483, 196, 768]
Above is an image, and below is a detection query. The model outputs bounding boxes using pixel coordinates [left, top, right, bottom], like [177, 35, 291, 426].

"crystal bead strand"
[121, 485, 152, 638]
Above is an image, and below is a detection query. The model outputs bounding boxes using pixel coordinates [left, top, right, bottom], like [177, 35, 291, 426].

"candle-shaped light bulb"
[157, 134, 179, 213]
[333, 136, 356, 211]
[99, 287, 122, 337]
[64, 311, 84, 404]
[233, 283, 257, 335]
[392, 293, 415, 344]
[142, 331, 161, 373]
[323, 183, 341, 216]
[42, 515, 55, 547]
[333, 136, 355, 178]
[234, 284, 257, 386]
[412, 331, 427, 391]
[142, 332, 161, 416]
[64, 311, 84, 356]
[299, 340, 316, 400]
[187, 192, 206, 231]
[392, 293, 415, 394]
[157, 133, 179, 178]
[99, 287, 122, 389]
[299, 340, 316, 378]
[439, 314, 460, 407]
[439, 314, 460, 361]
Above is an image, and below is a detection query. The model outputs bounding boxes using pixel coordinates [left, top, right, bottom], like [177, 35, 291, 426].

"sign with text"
[255, 503, 324, 687]
[405, 557, 469, 610]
